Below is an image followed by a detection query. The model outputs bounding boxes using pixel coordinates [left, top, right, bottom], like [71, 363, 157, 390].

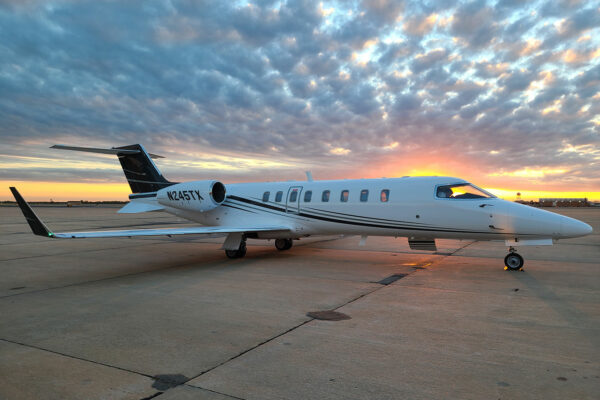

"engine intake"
[157, 180, 226, 212]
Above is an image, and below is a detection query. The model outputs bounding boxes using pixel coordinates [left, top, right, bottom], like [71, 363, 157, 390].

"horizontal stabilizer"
[408, 238, 437, 251]
[51, 144, 164, 159]
[53, 144, 173, 193]
[118, 201, 165, 214]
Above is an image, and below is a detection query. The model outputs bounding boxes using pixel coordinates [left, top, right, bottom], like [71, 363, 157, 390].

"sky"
[1, 0, 599, 201]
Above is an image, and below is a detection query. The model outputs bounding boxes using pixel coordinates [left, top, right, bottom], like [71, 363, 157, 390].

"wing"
[9, 187, 290, 239]
[49, 226, 290, 239]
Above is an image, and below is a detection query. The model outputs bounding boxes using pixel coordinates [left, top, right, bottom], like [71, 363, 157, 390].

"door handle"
[479, 203, 494, 208]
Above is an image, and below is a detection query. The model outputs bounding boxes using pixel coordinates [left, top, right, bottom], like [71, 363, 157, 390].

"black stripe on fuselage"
[129, 192, 157, 199]
[226, 195, 522, 236]
[225, 198, 297, 219]
[230, 196, 434, 229]
[302, 205, 433, 227]
[228, 195, 286, 213]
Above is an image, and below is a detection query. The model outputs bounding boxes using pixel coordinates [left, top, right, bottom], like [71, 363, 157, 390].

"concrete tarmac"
[0, 206, 598, 399]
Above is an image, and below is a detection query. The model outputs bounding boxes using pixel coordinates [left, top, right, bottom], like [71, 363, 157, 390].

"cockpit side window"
[436, 184, 495, 199]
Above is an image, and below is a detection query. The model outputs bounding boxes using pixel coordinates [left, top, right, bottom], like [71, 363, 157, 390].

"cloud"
[403, 13, 438, 36]
[498, 70, 537, 93]
[0, 0, 599, 194]
[410, 48, 448, 73]
[554, 7, 600, 39]
[361, 0, 404, 25]
[450, 0, 498, 48]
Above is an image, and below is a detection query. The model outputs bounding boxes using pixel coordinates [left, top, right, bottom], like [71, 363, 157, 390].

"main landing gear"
[225, 238, 247, 259]
[504, 247, 524, 271]
[275, 238, 293, 251]
[224, 237, 294, 259]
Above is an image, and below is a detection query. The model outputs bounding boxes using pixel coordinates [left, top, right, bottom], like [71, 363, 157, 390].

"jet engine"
[157, 180, 226, 212]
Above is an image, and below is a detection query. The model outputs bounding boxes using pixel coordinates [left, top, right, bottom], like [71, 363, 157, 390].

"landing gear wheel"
[236, 241, 247, 257]
[225, 250, 238, 259]
[275, 238, 293, 251]
[504, 252, 524, 271]
[225, 241, 247, 259]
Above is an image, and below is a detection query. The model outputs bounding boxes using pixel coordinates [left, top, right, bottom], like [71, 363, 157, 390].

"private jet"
[10, 144, 593, 270]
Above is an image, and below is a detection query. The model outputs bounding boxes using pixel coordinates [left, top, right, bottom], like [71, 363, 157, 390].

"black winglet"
[9, 187, 53, 237]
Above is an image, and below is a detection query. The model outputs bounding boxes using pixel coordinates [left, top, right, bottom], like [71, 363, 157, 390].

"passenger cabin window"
[380, 189, 390, 202]
[262, 191, 270, 202]
[360, 189, 369, 202]
[289, 189, 298, 203]
[436, 184, 495, 199]
[340, 190, 349, 202]
[275, 191, 283, 202]
[304, 190, 312, 202]
[322, 190, 330, 202]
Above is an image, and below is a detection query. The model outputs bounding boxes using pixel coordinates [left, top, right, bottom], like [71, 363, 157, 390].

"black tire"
[275, 238, 293, 251]
[504, 253, 524, 270]
[225, 242, 247, 259]
[237, 242, 247, 258]
[225, 249, 239, 259]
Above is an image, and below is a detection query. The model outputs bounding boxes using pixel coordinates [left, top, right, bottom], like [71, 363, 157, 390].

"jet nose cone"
[561, 217, 593, 238]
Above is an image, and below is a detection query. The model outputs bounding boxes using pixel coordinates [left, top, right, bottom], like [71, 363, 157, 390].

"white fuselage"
[153, 177, 592, 242]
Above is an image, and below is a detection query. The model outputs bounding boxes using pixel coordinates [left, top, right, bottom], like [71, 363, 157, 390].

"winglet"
[9, 187, 53, 237]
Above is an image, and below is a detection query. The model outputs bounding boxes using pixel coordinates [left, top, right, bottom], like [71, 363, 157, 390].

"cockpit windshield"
[436, 183, 496, 199]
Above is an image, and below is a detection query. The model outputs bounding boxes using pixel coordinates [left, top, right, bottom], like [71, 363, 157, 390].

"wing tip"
[9, 186, 53, 237]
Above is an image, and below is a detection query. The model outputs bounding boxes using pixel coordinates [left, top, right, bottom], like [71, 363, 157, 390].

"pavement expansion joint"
[185, 246, 470, 385]
[0, 337, 154, 380]
[139, 392, 163, 400]
[0, 339, 246, 400]
[188, 318, 315, 381]
[181, 384, 247, 400]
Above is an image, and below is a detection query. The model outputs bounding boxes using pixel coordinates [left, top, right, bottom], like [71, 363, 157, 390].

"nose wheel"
[504, 247, 524, 271]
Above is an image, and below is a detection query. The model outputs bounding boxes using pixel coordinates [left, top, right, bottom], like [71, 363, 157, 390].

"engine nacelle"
[157, 180, 226, 212]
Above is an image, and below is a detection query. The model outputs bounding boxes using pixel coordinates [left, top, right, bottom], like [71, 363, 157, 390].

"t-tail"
[51, 144, 175, 194]
[51, 144, 175, 213]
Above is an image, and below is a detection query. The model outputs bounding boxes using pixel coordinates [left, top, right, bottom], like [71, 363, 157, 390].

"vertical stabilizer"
[113, 144, 173, 193]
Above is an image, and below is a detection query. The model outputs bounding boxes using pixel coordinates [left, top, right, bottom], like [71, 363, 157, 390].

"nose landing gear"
[504, 247, 524, 271]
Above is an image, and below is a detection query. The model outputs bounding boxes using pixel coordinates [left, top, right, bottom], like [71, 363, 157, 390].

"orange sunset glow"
[2, 157, 599, 202]
[3, 180, 599, 202]
[3, 182, 598, 202]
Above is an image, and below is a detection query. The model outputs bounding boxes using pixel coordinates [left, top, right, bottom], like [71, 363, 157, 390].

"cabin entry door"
[286, 186, 303, 214]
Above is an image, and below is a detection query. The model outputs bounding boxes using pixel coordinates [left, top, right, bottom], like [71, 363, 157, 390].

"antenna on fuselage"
[305, 171, 314, 182]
